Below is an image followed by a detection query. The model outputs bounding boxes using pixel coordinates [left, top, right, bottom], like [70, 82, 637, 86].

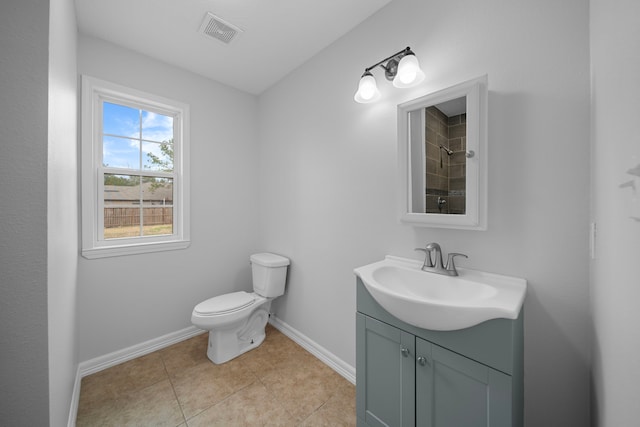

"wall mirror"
[398, 75, 488, 230]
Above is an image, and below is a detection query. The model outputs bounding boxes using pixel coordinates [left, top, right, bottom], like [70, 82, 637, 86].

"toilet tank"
[250, 253, 290, 298]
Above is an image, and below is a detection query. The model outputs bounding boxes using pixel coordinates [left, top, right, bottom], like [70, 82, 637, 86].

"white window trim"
[81, 75, 190, 259]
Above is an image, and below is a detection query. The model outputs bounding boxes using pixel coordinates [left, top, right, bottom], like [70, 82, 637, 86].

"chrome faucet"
[415, 242, 468, 276]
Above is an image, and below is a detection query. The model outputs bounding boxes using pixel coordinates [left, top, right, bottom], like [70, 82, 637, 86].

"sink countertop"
[354, 255, 527, 331]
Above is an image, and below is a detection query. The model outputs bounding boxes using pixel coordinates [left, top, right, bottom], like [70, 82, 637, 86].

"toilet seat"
[192, 291, 269, 332]
[194, 291, 256, 316]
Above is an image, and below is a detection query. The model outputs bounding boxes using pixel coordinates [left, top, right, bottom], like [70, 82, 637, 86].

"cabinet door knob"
[417, 356, 428, 366]
[401, 347, 410, 357]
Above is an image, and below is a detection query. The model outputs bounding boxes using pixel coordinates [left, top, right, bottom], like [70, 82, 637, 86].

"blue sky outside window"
[102, 101, 174, 171]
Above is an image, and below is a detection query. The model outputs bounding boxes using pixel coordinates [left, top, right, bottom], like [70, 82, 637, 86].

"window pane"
[142, 177, 173, 206]
[142, 207, 173, 236]
[142, 110, 173, 143]
[142, 177, 173, 236]
[104, 174, 142, 239]
[102, 175, 174, 239]
[103, 136, 140, 169]
[143, 140, 174, 171]
[103, 208, 141, 239]
[103, 102, 140, 138]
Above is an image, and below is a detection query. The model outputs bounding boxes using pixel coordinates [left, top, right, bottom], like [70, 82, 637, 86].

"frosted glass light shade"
[354, 73, 381, 103]
[393, 54, 425, 88]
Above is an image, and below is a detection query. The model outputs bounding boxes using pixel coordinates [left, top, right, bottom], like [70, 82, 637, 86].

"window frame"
[81, 75, 190, 259]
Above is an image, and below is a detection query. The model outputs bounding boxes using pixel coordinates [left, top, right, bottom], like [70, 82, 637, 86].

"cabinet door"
[357, 314, 415, 427]
[415, 338, 512, 427]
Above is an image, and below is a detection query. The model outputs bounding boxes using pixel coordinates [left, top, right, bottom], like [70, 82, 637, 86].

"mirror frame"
[397, 75, 488, 230]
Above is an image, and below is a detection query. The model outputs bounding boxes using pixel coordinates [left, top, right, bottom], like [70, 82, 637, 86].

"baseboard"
[67, 364, 82, 427]
[269, 316, 356, 384]
[68, 325, 205, 426]
[77, 325, 205, 377]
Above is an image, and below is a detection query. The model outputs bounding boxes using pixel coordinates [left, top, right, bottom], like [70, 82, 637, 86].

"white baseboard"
[68, 325, 205, 427]
[67, 364, 82, 427]
[269, 316, 355, 384]
[77, 325, 205, 377]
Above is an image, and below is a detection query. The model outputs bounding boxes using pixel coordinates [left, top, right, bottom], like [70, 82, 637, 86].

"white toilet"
[191, 252, 290, 364]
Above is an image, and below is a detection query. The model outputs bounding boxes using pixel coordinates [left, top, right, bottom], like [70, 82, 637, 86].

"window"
[81, 76, 190, 258]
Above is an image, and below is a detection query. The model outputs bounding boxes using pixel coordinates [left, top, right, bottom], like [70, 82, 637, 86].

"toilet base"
[205, 303, 271, 364]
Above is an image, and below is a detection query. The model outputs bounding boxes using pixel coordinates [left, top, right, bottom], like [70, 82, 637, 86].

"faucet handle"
[415, 247, 434, 268]
[445, 253, 468, 275]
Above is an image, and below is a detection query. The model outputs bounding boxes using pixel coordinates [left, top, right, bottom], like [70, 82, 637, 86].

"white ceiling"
[75, 0, 393, 95]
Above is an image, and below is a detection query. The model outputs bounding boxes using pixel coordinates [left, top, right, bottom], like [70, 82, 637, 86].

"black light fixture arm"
[361, 46, 414, 78]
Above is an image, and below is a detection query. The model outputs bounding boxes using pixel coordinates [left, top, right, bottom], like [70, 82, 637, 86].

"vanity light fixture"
[354, 46, 425, 103]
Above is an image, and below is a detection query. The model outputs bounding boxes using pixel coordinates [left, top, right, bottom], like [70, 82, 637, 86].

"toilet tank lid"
[250, 252, 290, 267]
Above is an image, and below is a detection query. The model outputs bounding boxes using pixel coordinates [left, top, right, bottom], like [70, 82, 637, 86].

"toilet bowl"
[191, 253, 290, 364]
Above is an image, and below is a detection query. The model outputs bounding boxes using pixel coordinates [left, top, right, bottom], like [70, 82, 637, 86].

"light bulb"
[393, 54, 425, 88]
[399, 70, 417, 85]
[359, 77, 376, 99]
[354, 73, 381, 103]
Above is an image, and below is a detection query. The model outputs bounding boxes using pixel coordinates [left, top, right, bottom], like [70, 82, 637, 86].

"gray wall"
[76, 36, 261, 362]
[0, 0, 50, 424]
[258, 0, 591, 425]
[590, 0, 640, 425]
[48, 0, 79, 425]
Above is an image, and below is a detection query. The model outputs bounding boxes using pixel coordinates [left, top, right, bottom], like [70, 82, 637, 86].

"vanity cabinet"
[356, 279, 523, 427]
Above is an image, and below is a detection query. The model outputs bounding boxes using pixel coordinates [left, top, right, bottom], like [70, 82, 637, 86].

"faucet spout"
[416, 243, 467, 276]
[425, 242, 444, 270]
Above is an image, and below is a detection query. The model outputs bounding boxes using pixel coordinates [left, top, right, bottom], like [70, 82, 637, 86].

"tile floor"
[76, 324, 356, 426]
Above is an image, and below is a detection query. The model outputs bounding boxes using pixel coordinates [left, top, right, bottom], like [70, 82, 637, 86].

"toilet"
[191, 252, 290, 364]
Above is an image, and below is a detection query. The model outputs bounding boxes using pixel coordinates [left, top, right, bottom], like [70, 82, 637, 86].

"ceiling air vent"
[198, 12, 243, 45]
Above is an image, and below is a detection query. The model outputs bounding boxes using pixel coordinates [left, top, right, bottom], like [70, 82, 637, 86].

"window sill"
[81, 239, 190, 259]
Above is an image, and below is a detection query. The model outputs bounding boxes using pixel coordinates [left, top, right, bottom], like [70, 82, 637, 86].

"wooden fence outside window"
[104, 207, 173, 228]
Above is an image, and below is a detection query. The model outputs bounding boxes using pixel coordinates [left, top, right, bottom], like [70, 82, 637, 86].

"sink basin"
[354, 255, 526, 331]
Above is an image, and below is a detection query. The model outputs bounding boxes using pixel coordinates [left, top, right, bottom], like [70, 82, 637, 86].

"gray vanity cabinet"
[356, 279, 523, 427]
[357, 314, 416, 426]
[415, 337, 513, 427]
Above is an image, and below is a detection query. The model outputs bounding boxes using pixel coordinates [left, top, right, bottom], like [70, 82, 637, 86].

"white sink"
[354, 255, 527, 331]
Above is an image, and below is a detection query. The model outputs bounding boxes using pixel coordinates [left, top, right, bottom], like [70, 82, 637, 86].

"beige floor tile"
[240, 330, 319, 381]
[82, 352, 167, 397]
[300, 381, 357, 426]
[172, 356, 258, 419]
[186, 381, 296, 426]
[260, 358, 346, 422]
[77, 352, 168, 421]
[104, 379, 184, 427]
[160, 332, 209, 378]
[76, 397, 118, 427]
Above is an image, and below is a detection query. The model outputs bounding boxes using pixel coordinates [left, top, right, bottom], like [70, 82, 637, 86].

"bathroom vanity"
[355, 277, 524, 427]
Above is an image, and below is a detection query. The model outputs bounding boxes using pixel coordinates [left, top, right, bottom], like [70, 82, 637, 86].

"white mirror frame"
[398, 75, 488, 230]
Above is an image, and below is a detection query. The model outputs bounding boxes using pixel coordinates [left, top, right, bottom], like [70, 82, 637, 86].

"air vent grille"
[198, 12, 243, 44]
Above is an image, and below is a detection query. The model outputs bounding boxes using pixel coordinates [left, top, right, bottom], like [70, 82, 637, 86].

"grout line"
[159, 354, 188, 426]
[256, 375, 297, 423]
[299, 400, 329, 425]
[181, 376, 261, 423]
